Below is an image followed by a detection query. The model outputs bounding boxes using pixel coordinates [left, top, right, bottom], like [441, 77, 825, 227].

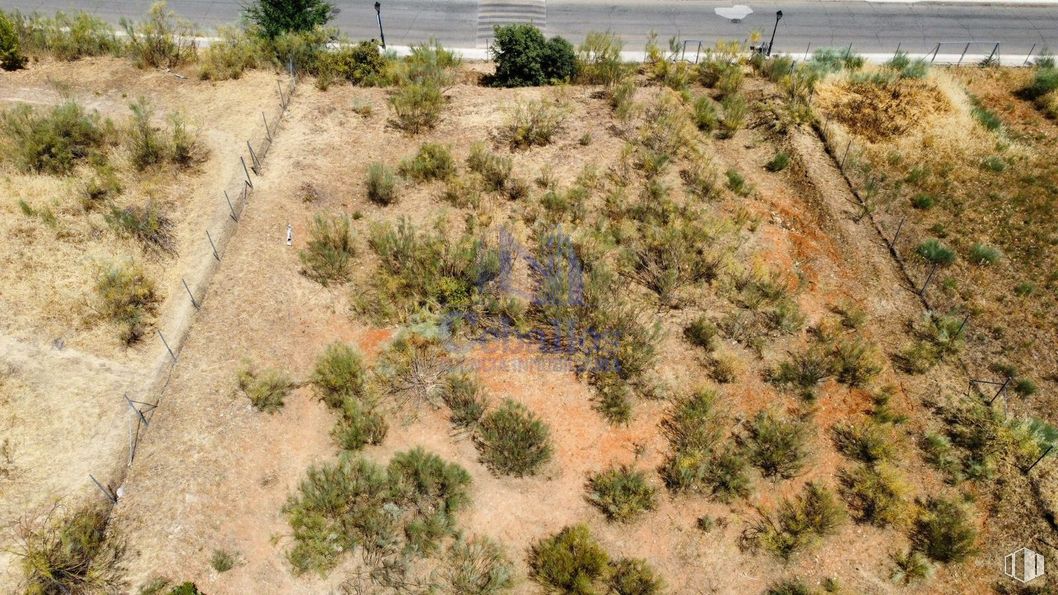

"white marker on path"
[286, 224, 293, 246]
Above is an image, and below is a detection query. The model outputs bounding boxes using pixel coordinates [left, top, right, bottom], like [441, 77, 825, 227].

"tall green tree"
[243, 0, 335, 39]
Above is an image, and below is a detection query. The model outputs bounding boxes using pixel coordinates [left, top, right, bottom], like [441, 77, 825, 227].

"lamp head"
[776, 10, 783, 20]
[375, 2, 381, 13]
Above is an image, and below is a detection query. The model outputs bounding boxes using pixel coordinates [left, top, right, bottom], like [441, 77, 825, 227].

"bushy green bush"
[389, 80, 444, 133]
[744, 410, 811, 479]
[18, 505, 125, 594]
[476, 399, 552, 476]
[95, 260, 158, 344]
[8, 10, 121, 61]
[661, 390, 727, 492]
[121, 2, 197, 69]
[366, 162, 397, 205]
[891, 549, 933, 585]
[444, 536, 515, 595]
[284, 448, 470, 574]
[236, 361, 294, 412]
[969, 243, 1001, 265]
[0, 101, 109, 174]
[502, 99, 567, 148]
[490, 23, 576, 87]
[609, 557, 664, 595]
[299, 213, 355, 285]
[399, 142, 455, 181]
[766, 152, 790, 172]
[916, 238, 956, 266]
[719, 94, 747, 138]
[586, 465, 658, 522]
[832, 419, 894, 463]
[912, 497, 977, 563]
[0, 11, 26, 70]
[310, 342, 366, 408]
[683, 316, 718, 351]
[748, 482, 846, 560]
[692, 95, 719, 132]
[210, 549, 237, 572]
[243, 0, 333, 39]
[331, 397, 387, 450]
[528, 524, 610, 593]
[316, 40, 385, 88]
[839, 463, 910, 528]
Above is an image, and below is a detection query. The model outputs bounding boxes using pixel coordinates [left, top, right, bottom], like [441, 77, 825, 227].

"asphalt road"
[1, 0, 1056, 57]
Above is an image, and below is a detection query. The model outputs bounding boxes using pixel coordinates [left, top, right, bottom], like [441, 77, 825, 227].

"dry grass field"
[2, 22, 1057, 595]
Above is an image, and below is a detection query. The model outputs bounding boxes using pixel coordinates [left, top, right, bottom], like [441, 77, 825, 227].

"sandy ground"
[98, 71, 1040, 594]
[0, 57, 284, 586]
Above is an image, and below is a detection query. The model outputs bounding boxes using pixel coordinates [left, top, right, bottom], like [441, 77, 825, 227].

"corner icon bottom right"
[1005, 547, 1045, 583]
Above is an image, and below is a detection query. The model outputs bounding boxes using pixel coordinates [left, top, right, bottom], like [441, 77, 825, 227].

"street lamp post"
[767, 10, 783, 56]
[374, 2, 386, 49]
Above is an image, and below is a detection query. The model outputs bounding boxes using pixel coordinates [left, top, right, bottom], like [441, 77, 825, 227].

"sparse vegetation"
[444, 536, 515, 595]
[399, 142, 455, 181]
[94, 260, 159, 345]
[502, 99, 567, 148]
[743, 410, 811, 479]
[1, 101, 109, 174]
[367, 162, 398, 205]
[747, 482, 846, 560]
[236, 361, 295, 413]
[911, 497, 977, 564]
[17, 505, 125, 594]
[609, 557, 664, 595]
[839, 463, 910, 528]
[440, 372, 488, 429]
[528, 524, 609, 593]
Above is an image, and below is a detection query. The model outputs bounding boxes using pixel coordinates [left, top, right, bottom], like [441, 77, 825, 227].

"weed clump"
[390, 81, 445, 133]
[284, 448, 471, 575]
[912, 497, 976, 564]
[310, 342, 367, 408]
[502, 100, 567, 148]
[467, 143, 513, 192]
[577, 31, 626, 86]
[440, 372, 488, 429]
[839, 463, 910, 528]
[121, 2, 197, 69]
[95, 260, 158, 345]
[1, 101, 109, 174]
[198, 26, 269, 80]
[18, 505, 125, 594]
[475, 399, 552, 476]
[366, 162, 398, 205]
[586, 465, 658, 522]
[528, 524, 609, 592]
[1, 11, 27, 70]
[660, 390, 749, 501]
[746, 482, 846, 560]
[609, 557, 664, 595]
[236, 361, 295, 413]
[105, 202, 175, 254]
[444, 536, 515, 594]
[765, 151, 790, 172]
[743, 410, 811, 479]
[299, 213, 355, 285]
[399, 142, 455, 182]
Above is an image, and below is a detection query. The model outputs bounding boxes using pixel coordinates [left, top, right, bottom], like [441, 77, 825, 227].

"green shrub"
[912, 497, 977, 563]
[969, 95, 1002, 131]
[476, 399, 552, 476]
[744, 410, 811, 479]
[105, 201, 174, 253]
[528, 524, 610, 593]
[244, 0, 334, 39]
[577, 31, 625, 86]
[81, 165, 122, 210]
[586, 465, 658, 522]
[440, 176, 481, 208]
[609, 557, 663, 595]
[981, 155, 1006, 172]
[725, 169, 749, 196]
[366, 162, 397, 205]
[362, 218, 502, 321]
[198, 26, 269, 80]
[1, 101, 108, 174]
[969, 243, 1001, 265]
[314, 40, 386, 88]
[18, 505, 125, 594]
[490, 23, 576, 87]
[1025, 62, 1058, 99]
[910, 193, 935, 210]
[10, 11, 122, 62]
[809, 48, 864, 73]
[660, 390, 728, 492]
[210, 549, 237, 572]
[891, 549, 932, 585]
[441, 372, 487, 429]
[610, 77, 637, 120]
[399, 142, 455, 181]
[0, 11, 26, 70]
[121, 2, 197, 69]
[284, 449, 470, 574]
[748, 482, 846, 560]
[719, 94, 747, 138]
[765, 152, 790, 172]
[701, 447, 752, 502]
[331, 397, 387, 450]
[916, 238, 956, 265]
[310, 342, 366, 408]
[831, 335, 882, 387]
[95, 260, 158, 345]
[467, 142, 513, 191]
[683, 316, 717, 351]
[832, 420, 893, 463]
[127, 97, 167, 170]
[389, 80, 444, 133]
[444, 536, 515, 595]
[502, 99, 567, 148]
[693, 95, 718, 131]
[236, 361, 294, 413]
[839, 463, 909, 528]
[299, 213, 355, 285]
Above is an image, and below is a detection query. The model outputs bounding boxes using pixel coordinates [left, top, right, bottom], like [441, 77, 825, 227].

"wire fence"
[89, 65, 297, 505]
